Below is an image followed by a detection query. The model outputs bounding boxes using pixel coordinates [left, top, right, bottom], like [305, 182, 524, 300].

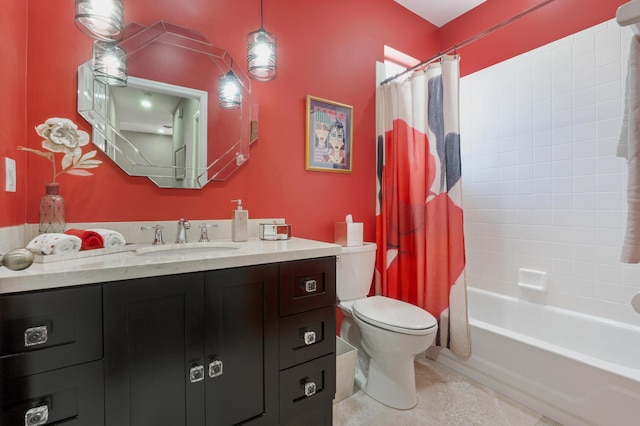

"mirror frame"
[77, 21, 259, 189]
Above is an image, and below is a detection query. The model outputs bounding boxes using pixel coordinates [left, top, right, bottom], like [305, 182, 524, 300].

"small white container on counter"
[259, 223, 291, 240]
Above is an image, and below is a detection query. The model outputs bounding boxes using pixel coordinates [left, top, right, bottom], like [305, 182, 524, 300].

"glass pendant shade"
[218, 72, 242, 109]
[247, 28, 278, 81]
[93, 40, 128, 86]
[75, 0, 125, 41]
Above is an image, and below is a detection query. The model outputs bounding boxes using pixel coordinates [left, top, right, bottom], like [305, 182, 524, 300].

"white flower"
[17, 117, 101, 183]
[36, 117, 90, 156]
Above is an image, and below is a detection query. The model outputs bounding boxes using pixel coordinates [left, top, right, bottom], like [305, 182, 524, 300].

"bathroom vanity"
[0, 238, 340, 426]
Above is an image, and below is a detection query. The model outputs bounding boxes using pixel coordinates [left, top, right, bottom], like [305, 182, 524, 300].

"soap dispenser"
[231, 199, 248, 242]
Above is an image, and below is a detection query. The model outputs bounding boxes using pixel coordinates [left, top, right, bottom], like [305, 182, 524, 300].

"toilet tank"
[336, 242, 377, 302]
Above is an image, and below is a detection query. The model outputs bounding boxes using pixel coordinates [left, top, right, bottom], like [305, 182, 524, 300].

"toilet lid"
[352, 296, 437, 336]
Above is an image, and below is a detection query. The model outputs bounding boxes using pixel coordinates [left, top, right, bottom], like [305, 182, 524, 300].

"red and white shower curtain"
[375, 56, 470, 356]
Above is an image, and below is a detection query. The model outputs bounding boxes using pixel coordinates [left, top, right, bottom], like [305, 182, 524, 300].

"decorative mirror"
[78, 22, 259, 188]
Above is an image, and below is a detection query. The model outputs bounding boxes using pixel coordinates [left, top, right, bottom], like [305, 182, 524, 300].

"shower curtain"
[375, 56, 470, 357]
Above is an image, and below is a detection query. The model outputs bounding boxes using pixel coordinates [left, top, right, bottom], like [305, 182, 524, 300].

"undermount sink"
[135, 242, 240, 257]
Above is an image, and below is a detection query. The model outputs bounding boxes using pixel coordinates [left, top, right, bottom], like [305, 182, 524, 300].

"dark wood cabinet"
[103, 272, 205, 426]
[0, 286, 104, 425]
[0, 255, 337, 426]
[278, 257, 336, 426]
[203, 266, 278, 426]
[103, 264, 278, 426]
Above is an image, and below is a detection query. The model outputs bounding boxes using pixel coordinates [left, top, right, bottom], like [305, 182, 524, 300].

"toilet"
[337, 242, 438, 410]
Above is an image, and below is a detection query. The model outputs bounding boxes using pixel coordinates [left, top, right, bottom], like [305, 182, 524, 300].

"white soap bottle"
[231, 199, 248, 242]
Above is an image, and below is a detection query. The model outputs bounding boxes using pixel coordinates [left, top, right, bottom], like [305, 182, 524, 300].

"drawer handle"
[208, 359, 223, 378]
[304, 381, 317, 397]
[25, 405, 49, 426]
[303, 279, 317, 293]
[24, 326, 48, 347]
[189, 365, 205, 383]
[303, 330, 316, 345]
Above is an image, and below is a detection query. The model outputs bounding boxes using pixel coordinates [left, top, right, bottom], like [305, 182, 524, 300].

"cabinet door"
[104, 273, 205, 426]
[0, 285, 102, 380]
[204, 264, 278, 426]
[0, 360, 104, 426]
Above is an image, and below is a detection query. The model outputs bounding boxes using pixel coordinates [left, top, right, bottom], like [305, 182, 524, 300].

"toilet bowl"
[337, 243, 438, 410]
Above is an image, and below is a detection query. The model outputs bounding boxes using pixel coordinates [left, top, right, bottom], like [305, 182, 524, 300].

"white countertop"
[0, 238, 342, 295]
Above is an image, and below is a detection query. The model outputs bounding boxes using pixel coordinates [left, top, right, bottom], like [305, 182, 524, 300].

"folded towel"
[27, 233, 82, 255]
[64, 229, 104, 250]
[87, 228, 127, 249]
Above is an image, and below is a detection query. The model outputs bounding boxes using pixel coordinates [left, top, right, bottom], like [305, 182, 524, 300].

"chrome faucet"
[141, 224, 165, 245]
[199, 223, 219, 242]
[176, 218, 191, 243]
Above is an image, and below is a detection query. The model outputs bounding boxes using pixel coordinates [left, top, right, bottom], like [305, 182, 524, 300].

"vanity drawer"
[279, 257, 336, 316]
[279, 306, 336, 370]
[279, 353, 336, 423]
[0, 285, 103, 379]
[0, 360, 104, 426]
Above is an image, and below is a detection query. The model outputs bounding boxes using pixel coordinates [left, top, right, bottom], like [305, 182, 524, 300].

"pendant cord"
[260, 0, 264, 29]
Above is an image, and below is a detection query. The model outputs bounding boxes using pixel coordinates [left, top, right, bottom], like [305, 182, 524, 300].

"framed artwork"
[305, 96, 353, 173]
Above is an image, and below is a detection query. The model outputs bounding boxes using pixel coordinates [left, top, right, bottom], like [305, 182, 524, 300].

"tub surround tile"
[461, 18, 640, 327]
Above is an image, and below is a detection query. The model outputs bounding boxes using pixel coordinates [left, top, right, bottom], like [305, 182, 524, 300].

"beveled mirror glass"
[77, 22, 259, 189]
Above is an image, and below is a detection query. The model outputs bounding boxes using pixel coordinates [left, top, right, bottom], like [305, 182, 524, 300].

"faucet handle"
[141, 225, 165, 245]
[199, 223, 219, 242]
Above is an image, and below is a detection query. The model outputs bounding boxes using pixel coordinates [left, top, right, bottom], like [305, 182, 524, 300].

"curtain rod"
[380, 0, 557, 85]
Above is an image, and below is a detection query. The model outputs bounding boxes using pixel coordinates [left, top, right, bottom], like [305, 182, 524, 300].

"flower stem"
[49, 153, 56, 183]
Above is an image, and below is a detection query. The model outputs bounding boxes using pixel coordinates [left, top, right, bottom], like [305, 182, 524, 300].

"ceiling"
[395, 0, 487, 27]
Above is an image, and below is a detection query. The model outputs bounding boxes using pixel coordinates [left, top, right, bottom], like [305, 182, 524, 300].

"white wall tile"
[460, 18, 640, 327]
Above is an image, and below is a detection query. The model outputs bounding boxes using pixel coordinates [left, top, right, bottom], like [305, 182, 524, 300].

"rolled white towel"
[87, 228, 127, 249]
[27, 233, 82, 255]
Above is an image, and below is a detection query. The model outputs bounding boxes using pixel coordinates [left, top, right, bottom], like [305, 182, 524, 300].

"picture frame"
[305, 95, 353, 173]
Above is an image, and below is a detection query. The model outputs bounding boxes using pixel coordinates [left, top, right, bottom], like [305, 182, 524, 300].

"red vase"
[39, 183, 65, 234]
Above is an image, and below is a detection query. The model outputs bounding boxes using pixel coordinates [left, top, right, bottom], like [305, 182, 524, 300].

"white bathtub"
[434, 287, 640, 426]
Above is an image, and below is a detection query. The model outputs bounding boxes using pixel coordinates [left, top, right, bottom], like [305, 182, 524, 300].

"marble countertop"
[0, 238, 342, 295]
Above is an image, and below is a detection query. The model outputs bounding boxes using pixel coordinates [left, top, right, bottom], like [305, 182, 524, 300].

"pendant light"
[218, 71, 242, 109]
[93, 40, 128, 86]
[74, 0, 125, 41]
[247, 0, 278, 81]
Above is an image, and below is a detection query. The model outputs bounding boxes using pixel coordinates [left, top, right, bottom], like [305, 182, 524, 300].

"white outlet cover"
[5, 157, 16, 192]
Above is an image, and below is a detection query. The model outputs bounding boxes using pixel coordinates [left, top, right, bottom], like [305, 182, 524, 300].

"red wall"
[17, 0, 437, 242]
[6, 0, 627, 241]
[0, 1, 28, 226]
[440, 0, 628, 77]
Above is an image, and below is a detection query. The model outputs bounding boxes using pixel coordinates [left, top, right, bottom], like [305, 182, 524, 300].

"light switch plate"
[5, 157, 16, 192]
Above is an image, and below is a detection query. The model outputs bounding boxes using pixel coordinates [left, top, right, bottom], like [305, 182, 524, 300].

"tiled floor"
[333, 354, 562, 426]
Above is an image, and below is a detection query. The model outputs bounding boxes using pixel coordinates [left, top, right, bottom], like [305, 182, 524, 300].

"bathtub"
[433, 287, 640, 426]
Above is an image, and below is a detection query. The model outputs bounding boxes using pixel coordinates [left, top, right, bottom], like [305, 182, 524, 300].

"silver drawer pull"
[189, 365, 205, 383]
[24, 326, 48, 347]
[25, 405, 49, 426]
[303, 279, 317, 293]
[304, 381, 317, 397]
[303, 331, 316, 345]
[208, 360, 223, 378]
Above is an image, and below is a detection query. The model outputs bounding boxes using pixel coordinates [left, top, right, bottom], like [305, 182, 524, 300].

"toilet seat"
[352, 296, 437, 336]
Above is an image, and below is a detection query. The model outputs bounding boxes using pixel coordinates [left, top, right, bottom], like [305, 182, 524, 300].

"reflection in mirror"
[77, 22, 259, 189]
